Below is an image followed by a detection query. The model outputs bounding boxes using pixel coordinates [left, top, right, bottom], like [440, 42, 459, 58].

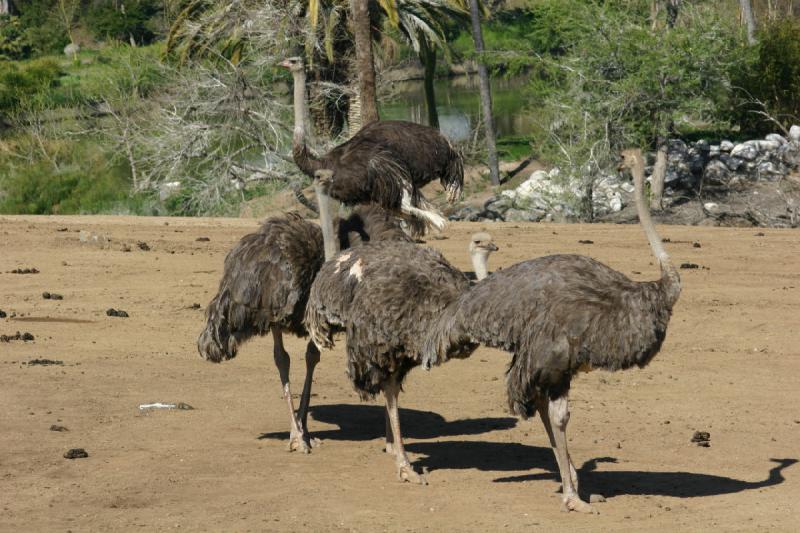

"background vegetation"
[1, 0, 799, 216]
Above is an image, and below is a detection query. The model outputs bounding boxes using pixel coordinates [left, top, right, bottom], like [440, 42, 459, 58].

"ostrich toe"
[287, 428, 313, 454]
[397, 462, 428, 485]
[561, 495, 597, 514]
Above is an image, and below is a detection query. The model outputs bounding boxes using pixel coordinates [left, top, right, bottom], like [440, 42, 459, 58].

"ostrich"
[422, 148, 681, 513]
[197, 206, 411, 452]
[280, 56, 463, 258]
[304, 235, 496, 483]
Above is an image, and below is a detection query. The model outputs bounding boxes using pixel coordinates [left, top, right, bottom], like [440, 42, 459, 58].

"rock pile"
[452, 127, 800, 224]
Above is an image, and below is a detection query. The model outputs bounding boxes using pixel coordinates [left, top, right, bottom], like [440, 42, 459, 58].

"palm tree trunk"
[351, 0, 379, 125]
[420, 39, 439, 129]
[467, 0, 500, 186]
[740, 0, 757, 45]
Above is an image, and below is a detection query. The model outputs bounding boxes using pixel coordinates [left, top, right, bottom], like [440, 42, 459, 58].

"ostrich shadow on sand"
[405, 439, 797, 499]
[258, 403, 517, 442]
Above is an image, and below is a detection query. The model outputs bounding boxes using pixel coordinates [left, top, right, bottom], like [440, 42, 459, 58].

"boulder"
[703, 160, 730, 184]
[766, 133, 788, 145]
[789, 125, 800, 142]
[720, 140, 735, 152]
[731, 142, 759, 160]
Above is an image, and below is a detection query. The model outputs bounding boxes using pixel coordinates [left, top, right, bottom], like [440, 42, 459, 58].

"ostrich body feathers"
[305, 240, 471, 399]
[198, 207, 410, 363]
[423, 254, 678, 418]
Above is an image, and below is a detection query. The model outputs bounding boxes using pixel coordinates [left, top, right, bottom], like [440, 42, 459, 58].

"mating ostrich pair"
[280, 56, 463, 260]
[305, 149, 680, 511]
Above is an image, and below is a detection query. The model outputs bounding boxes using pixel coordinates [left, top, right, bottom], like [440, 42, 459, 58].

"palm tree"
[167, 0, 472, 135]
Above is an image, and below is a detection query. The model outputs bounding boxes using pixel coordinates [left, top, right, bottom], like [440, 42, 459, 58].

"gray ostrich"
[197, 206, 411, 452]
[423, 148, 681, 513]
[280, 56, 463, 259]
[304, 235, 497, 483]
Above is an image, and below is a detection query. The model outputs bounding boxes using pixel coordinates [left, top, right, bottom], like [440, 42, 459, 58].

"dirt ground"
[1, 214, 799, 532]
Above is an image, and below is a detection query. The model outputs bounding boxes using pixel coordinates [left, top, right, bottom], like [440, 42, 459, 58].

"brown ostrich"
[422, 148, 681, 513]
[280, 56, 463, 258]
[304, 235, 496, 483]
[197, 206, 411, 452]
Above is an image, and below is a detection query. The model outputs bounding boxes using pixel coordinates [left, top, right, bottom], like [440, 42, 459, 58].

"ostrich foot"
[287, 429, 314, 454]
[397, 462, 428, 485]
[589, 494, 606, 504]
[561, 495, 597, 514]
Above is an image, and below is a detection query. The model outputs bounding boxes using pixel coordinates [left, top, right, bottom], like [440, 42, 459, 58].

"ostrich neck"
[315, 180, 338, 261]
[471, 252, 489, 281]
[292, 69, 308, 148]
[632, 156, 680, 304]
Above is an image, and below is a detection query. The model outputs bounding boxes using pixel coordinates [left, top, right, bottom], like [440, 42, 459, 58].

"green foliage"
[0, 15, 34, 60]
[16, 0, 70, 56]
[0, 141, 132, 215]
[84, 0, 162, 45]
[733, 18, 800, 135]
[532, 2, 747, 162]
[0, 58, 63, 112]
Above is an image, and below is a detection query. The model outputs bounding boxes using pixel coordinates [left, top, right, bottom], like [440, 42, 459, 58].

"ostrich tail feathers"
[443, 146, 465, 203]
[197, 292, 239, 363]
[304, 300, 335, 351]
[421, 302, 477, 370]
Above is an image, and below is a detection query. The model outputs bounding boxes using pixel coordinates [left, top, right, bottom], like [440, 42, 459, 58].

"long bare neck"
[631, 152, 680, 305]
[471, 251, 489, 281]
[291, 69, 321, 176]
[315, 180, 339, 260]
[292, 69, 307, 147]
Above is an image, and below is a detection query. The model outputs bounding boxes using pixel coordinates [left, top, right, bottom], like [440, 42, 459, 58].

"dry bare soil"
[1, 215, 799, 532]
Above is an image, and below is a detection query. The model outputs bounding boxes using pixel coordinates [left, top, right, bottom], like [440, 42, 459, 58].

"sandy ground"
[1, 214, 799, 532]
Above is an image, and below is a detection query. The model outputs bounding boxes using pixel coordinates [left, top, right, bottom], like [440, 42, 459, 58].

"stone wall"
[452, 126, 800, 224]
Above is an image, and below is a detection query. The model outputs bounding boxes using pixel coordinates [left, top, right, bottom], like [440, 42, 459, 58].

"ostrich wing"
[358, 120, 464, 201]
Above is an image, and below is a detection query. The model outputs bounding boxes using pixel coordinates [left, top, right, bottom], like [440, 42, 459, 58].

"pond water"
[380, 74, 533, 142]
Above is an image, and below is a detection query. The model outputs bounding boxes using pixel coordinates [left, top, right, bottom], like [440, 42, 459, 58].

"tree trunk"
[0, 0, 9, 15]
[740, 0, 757, 45]
[420, 39, 439, 129]
[351, 0, 379, 125]
[651, 140, 667, 210]
[666, 0, 681, 28]
[467, 0, 500, 186]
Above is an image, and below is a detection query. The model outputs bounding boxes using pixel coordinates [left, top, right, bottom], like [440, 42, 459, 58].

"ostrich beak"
[484, 242, 499, 252]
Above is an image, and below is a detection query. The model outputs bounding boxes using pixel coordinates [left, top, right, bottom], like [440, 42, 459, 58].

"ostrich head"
[314, 168, 334, 188]
[279, 56, 304, 73]
[469, 231, 498, 281]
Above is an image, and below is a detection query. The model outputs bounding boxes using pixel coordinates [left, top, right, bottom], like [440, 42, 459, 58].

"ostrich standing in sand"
[423, 149, 681, 512]
[198, 206, 410, 452]
[304, 235, 497, 482]
[280, 56, 463, 259]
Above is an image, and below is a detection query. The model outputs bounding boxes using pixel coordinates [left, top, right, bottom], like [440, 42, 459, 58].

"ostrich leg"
[271, 327, 310, 453]
[546, 395, 595, 513]
[295, 340, 322, 448]
[384, 373, 427, 485]
[536, 396, 580, 491]
[384, 409, 396, 454]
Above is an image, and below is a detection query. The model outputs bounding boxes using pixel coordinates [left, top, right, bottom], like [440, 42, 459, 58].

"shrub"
[83, 0, 162, 45]
[0, 15, 34, 60]
[733, 18, 800, 135]
[0, 58, 62, 113]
